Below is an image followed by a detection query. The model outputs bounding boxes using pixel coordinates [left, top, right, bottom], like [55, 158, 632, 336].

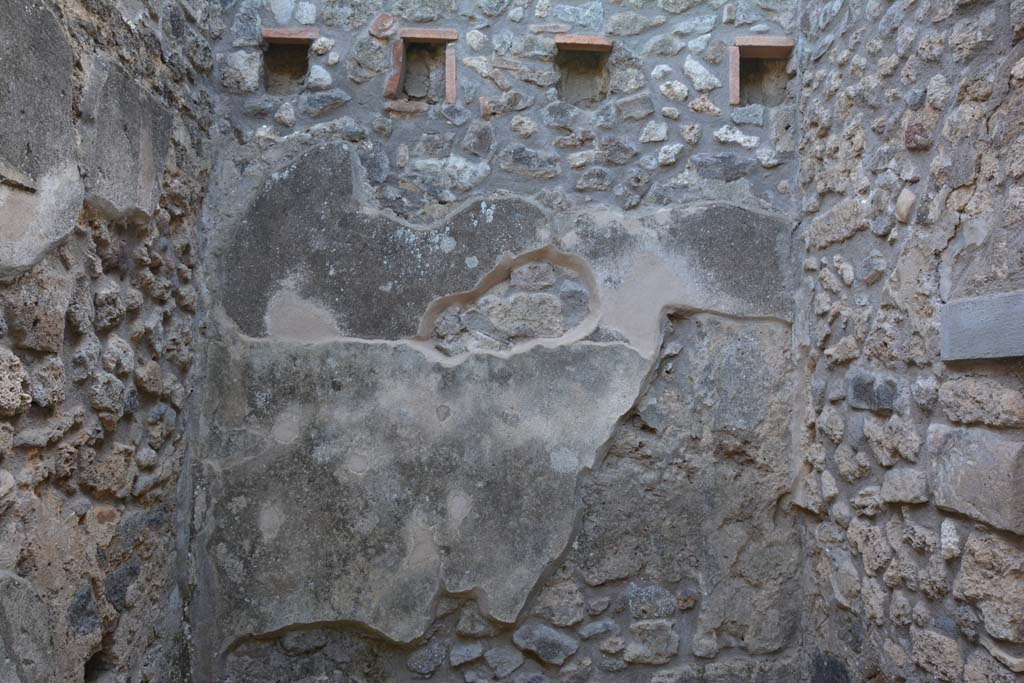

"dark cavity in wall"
[264, 43, 309, 95]
[403, 43, 445, 103]
[555, 50, 609, 108]
[740, 57, 789, 106]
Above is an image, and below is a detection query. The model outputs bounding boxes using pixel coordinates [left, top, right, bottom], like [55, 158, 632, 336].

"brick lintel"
[735, 36, 795, 59]
[398, 28, 459, 43]
[554, 34, 613, 52]
[261, 28, 321, 44]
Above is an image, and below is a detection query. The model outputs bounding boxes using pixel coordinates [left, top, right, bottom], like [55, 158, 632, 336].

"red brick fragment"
[554, 34, 613, 52]
[260, 27, 320, 44]
[384, 39, 405, 99]
[728, 45, 741, 106]
[369, 13, 396, 38]
[735, 35, 794, 59]
[398, 28, 458, 43]
[445, 43, 458, 105]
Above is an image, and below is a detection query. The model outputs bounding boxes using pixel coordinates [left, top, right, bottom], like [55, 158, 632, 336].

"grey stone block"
[928, 424, 1024, 536]
[0, 0, 83, 280]
[79, 59, 173, 221]
[941, 291, 1024, 361]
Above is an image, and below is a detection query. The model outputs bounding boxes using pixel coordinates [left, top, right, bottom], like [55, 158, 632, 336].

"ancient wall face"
[0, 0, 213, 680]
[190, 0, 810, 679]
[794, 1, 1024, 681]
[207, 0, 800, 221]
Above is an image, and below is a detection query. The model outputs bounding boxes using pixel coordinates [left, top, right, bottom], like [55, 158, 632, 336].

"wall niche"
[554, 34, 613, 108]
[260, 28, 319, 95]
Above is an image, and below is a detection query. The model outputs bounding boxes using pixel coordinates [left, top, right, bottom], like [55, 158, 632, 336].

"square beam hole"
[555, 50, 610, 108]
[739, 57, 789, 106]
[403, 43, 446, 103]
[264, 43, 309, 95]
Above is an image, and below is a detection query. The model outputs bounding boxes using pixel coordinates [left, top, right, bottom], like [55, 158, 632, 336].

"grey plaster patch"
[558, 203, 793, 355]
[192, 333, 650, 671]
[217, 143, 549, 339]
[0, 0, 83, 280]
[79, 58, 174, 221]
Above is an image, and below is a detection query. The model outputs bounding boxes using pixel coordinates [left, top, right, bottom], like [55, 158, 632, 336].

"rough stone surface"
[928, 424, 1024, 536]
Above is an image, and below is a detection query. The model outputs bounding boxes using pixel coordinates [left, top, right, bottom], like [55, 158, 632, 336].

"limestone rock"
[606, 12, 666, 36]
[497, 145, 560, 178]
[807, 197, 869, 250]
[485, 645, 524, 677]
[939, 378, 1024, 429]
[928, 424, 1024, 535]
[683, 55, 721, 92]
[0, 347, 31, 417]
[880, 467, 928, 504]
[5, 260, 71, 353]
[512, 623, 579, 664]
[450, 641, 483, 667]
[954, 534, 1024, 643]
[622, 619, 679, 664]
[218, 50, 262, 93]
[911, 627, 964, 682]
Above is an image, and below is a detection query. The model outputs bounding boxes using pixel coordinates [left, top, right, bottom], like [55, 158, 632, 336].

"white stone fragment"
[714, 125, 759, 149]
[683, 55, 721, 91]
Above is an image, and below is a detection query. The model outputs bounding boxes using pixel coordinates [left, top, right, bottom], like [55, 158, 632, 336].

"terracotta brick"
[384, 39, 405, 99]
[728, 45, 741, 106]
[368, 13, 396, 38]
[554, 34, 613, 52]
[735, 35, 795, 59]
[260, 27, 320, 44]
[445, 43, 458, 105]
[398, 28, 458, 43]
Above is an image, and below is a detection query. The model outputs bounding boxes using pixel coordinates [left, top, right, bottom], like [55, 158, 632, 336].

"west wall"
[0, 0, 214, 680]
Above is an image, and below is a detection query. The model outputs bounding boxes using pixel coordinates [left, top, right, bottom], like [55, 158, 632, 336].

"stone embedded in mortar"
[938, 377, 1024, 429]
[623, 619, 679, 664]
[485, 645, 524, 677]
[512, 623, 579, 665]
[928, 424, 1024, 536]
[0, 346, 31, 417]
[682, 55, 721, 92]
[954, 533, 1024, 643]
[497, 145, 561, 178]
[847, 368, 898, 413]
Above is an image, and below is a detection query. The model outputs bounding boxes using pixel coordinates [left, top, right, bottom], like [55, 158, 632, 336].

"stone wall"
[207, 0, 801, 222]
[794, 0, 1024, 681]
[0, 0, 214, 680]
